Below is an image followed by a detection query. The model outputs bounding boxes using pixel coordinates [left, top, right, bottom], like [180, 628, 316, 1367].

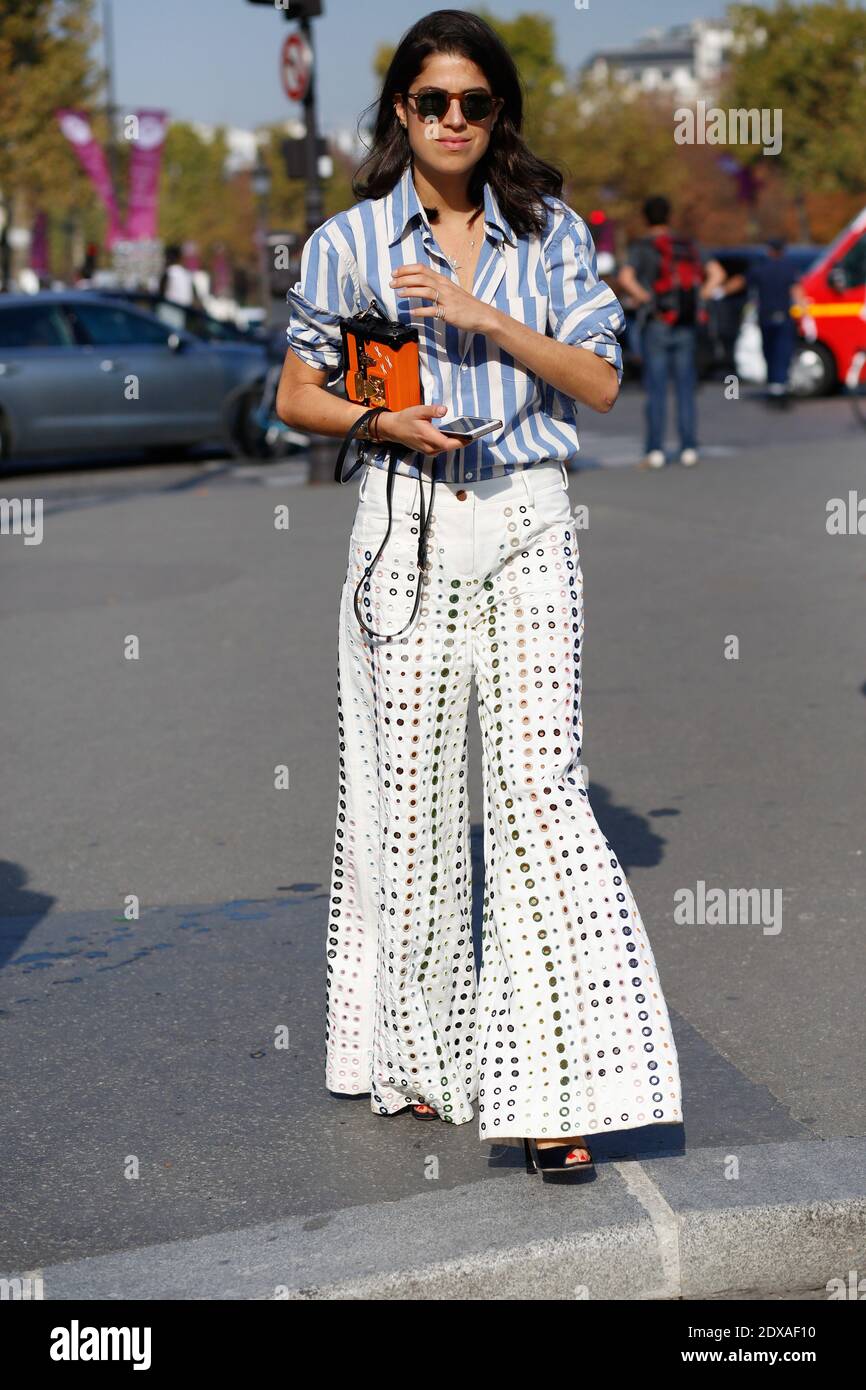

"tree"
[0, 0, 101, 286]
[477, 6, 564, 152]
[159, 124, 243, 260]
[722, 0, 866, 239]
[154, 122, 352, 291]
[546, 74, 688, 235]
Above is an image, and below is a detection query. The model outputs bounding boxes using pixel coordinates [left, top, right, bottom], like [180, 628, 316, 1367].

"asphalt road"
[2, 382, 865, 1280]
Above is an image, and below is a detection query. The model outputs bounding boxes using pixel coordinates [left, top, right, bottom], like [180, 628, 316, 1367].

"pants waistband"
[358, 460, 568, 515]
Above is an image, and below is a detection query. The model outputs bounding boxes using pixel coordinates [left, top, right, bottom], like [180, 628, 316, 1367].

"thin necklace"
[445, 234, 475, 273]
[432, 207, 483, 272]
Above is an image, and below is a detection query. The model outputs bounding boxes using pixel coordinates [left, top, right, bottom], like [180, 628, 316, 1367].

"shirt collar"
[385, 160, 515, 247]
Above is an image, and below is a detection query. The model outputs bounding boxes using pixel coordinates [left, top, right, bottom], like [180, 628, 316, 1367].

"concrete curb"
[7, 1139, 866, 1300]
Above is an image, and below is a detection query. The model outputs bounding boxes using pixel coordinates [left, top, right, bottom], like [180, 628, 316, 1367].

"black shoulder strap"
[333, 406, 387, 484]
[353, 452, 436, 643]
[333, 405, 437, 643]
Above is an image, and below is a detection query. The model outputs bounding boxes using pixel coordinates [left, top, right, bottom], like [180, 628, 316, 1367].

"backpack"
[647, 233, 705, 326]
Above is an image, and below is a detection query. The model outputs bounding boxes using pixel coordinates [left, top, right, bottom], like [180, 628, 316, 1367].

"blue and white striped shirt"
[285, 161, 625, 483]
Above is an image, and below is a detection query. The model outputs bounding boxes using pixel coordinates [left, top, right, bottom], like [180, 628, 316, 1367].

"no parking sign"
[281, 31, 312, 102]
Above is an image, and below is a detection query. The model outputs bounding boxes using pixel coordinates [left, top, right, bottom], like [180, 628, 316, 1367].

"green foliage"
[159, 124, 237, 251]
[543, 73, 688, 224]
[477, 8, 563, 99]
[477, 6, 563, 151]
[0, 0, 101, 213]
[373, 41, 394, 86]
[723, 0, 866, 192]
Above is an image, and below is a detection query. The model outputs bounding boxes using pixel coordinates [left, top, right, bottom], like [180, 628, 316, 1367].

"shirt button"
[461, 364, 468, 371]
[455, 489, 468, 501]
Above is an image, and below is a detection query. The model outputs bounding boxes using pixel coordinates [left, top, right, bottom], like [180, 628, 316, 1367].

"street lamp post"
[251, 156, 272, 326]
[245, 1, 324, 241]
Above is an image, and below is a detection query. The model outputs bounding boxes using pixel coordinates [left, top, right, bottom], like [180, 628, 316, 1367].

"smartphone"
[438, 415, 503, 442]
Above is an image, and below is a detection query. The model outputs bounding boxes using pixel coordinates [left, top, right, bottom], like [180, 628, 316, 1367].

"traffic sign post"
[296, 12, 324, 240]
[246, 0, 329, 481]
[246, 0, 324, 239]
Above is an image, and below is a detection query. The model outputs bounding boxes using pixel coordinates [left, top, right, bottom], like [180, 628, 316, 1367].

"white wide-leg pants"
[325, 457, 683, 1141]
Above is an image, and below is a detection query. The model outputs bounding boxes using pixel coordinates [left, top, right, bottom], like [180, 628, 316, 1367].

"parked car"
[789, 206, 866, 396]
[85, 288, 264, 347]
[0, 292, 269, 465]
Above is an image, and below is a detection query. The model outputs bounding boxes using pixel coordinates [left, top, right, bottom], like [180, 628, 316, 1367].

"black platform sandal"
[412, 1103, 439, 1121]
[523, 1136, 595, 1179]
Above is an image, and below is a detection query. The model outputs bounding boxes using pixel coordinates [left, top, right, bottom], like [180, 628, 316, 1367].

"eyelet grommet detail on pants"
[527, 480, 573, 532]
[326, 465, 683, 1137]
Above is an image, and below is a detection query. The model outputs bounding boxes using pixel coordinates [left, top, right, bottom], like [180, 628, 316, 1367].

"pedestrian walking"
[619, 196, 725, 468]
[74, 241, 99, 287]
[278, 9, 682, 1179]
[159, 243, 200, 308]
[749, 238, 800, 406]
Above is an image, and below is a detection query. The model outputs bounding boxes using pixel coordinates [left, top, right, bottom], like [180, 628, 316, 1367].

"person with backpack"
[619, 196, 726, 468]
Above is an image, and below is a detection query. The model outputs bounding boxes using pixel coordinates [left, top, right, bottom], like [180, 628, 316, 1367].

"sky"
[108, 0, 743, 134]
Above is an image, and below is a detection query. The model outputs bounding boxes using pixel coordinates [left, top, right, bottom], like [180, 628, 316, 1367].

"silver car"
[0, 291, 268, 464]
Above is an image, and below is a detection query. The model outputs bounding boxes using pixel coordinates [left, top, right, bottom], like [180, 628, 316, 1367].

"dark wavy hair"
[353, 9, 563, 239]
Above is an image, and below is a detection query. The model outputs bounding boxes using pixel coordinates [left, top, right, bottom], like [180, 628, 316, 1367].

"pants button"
[455, 489, 467, 501]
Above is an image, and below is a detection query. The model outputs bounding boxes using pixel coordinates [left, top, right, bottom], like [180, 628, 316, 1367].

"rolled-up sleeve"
[286, 221, 358, 387]
[544, 207, 625, 383]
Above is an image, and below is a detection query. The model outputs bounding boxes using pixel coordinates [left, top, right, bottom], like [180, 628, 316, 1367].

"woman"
[278, 9, 683, 1178]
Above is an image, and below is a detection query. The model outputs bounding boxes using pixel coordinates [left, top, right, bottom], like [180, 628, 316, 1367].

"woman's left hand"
[390, 264, 491, 334]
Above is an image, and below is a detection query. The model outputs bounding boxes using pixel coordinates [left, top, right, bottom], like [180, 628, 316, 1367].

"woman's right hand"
[377, 404, 465, 455]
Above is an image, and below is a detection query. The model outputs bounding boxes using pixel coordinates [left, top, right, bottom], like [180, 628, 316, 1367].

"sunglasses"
[404, 88, 502, 124]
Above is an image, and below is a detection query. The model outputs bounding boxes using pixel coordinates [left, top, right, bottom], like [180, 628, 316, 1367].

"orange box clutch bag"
[340, 299, 423, 411]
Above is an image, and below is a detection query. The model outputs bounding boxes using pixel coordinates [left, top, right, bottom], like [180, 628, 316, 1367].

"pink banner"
[56, 109, 123, 247]
[125, 110, 168, 241]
